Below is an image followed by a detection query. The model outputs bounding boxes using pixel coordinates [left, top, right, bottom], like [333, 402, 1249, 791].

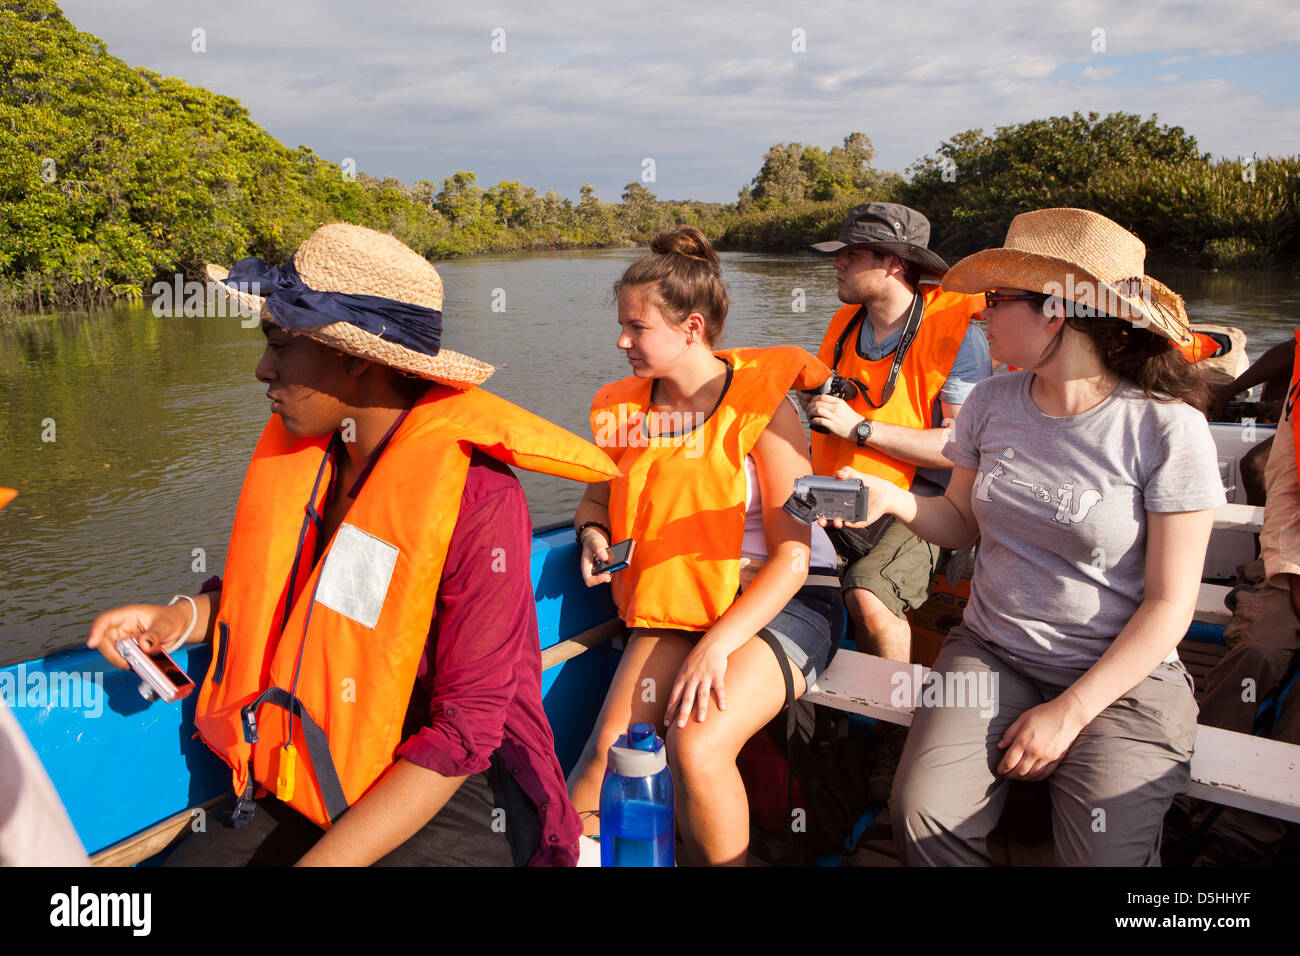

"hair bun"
[650, 226, 720, 274]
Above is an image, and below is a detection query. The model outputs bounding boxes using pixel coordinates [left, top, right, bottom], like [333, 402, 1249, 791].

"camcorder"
[802, 376, 860, 434]
[782, 475, 869, 524]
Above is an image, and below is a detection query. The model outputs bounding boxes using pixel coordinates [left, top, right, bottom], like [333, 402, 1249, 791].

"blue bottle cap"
[629, 722, 657, 751]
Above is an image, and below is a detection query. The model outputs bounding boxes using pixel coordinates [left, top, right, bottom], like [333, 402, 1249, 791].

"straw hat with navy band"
[941, 208, 1194, 347]
[810, 202, 951, 278]
[206, 223, 495, 389]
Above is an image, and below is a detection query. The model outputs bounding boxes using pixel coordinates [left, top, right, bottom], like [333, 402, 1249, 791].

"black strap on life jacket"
[239, 686, 350, 824]
[828, 292, 925, 410]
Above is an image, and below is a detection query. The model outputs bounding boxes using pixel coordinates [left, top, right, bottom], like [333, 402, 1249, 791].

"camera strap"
[830, 291, 925, 410]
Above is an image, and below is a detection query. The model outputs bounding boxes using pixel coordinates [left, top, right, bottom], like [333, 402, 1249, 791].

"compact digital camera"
[116, 638, 196, 704]
[592, 538, 635, 574]
[781, 475, 869, 525]
[803, 376, 860, 434]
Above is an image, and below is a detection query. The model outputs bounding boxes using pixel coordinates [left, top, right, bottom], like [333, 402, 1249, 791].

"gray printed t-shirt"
[944, 371, 1226, 670]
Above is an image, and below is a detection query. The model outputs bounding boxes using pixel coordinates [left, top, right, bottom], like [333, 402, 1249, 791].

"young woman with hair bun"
[568, 225, 845, 865]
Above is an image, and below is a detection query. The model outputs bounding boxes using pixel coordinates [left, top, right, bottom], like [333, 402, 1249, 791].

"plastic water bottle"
[599, 722, 675, 867]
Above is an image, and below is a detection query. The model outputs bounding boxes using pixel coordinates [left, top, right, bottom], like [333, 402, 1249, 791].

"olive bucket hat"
[810, 202, 951, 277]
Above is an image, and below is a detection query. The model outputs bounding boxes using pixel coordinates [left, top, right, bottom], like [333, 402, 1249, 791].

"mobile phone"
[116, 638, 196, 703]
[592, 538, 636, 574]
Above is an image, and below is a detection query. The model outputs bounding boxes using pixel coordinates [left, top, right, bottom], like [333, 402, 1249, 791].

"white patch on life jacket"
[315, 523, 399, 629]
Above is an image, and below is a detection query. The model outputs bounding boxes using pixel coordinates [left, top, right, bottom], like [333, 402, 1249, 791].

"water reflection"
[0, 251, 1293, 662]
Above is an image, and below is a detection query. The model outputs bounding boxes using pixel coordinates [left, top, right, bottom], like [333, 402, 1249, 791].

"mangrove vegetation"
[2, 0, 1296, 315]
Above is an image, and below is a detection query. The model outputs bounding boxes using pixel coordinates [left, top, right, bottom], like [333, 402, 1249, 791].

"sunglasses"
[983, 291, 1052, 308]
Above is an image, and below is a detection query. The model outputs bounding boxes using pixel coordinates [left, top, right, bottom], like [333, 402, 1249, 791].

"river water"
[1, 250, 1297, 664]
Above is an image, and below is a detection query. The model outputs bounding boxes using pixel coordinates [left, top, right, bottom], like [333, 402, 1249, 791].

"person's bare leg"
[1240, 435, 1273, 508]
[567, 628, 693, 835]
[844, 586, 911, 662]
[667, 637, 806, 866]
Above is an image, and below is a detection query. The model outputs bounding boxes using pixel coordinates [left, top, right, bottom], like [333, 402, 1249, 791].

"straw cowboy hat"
[206, 223, 494, 388]
[942, 208, 1193, 346]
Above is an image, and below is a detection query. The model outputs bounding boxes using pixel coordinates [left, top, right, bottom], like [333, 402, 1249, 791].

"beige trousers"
[891, 626, 1197, 866]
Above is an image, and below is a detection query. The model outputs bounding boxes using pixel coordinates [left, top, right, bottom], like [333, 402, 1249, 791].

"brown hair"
[1039, 310, 1209, 413]
[614, 226, 728, 345]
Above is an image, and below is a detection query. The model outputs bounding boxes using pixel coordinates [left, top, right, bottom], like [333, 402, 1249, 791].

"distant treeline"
[2, 1, 1296, 316]
[723, 113, 1299, 272]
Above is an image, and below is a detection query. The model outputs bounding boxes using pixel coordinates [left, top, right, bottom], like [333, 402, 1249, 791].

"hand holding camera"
[803, 376, 865, 439]
[87, 602, 192, 671]
[115, 636, 196, 703]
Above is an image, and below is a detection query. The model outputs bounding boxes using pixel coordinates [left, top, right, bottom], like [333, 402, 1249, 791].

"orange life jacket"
[810, 287, 982, 488]
[590, 346, 830, 631]
[195, 385, 619, 829]
[1174, 331, 1225, 363]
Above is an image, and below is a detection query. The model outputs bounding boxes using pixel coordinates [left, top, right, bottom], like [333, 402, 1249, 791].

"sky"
[53, 0, 1300, 204]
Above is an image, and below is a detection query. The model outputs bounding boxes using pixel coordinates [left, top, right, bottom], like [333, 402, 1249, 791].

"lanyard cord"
[830, 292, 925, 410]
[641, 359, 734, 440]
[283, 405, 414, 750]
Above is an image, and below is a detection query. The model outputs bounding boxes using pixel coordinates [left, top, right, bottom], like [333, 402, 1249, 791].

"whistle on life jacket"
[276, 744, 298, 802]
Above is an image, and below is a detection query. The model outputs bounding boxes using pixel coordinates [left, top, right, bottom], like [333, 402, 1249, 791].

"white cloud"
[50, 0, 1300, 201]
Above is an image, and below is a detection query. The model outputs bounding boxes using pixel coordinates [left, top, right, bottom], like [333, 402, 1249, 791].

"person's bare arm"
[88, 589, 221, 668]
[996, 509, 1213, 780]
[822, 464, 980, 551]
[1209, 339, 1296, 419]
[295, 759, 465, 866]
[807, 395, 961, 470]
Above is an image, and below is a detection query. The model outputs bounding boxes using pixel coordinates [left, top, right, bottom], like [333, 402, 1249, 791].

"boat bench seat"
[804, 648, 1300, 824]
[1212, 502, 1265, 534]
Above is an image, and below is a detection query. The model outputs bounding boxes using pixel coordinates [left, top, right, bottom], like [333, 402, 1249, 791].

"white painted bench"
[1195, 583, 1233, 627]
[805, 648, 1300, 824]
[1213, 502, 1265, 534]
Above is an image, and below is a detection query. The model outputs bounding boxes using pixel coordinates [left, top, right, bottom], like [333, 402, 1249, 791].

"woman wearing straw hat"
[825, 208, 1225, 865]
[87, 223, 619, 866]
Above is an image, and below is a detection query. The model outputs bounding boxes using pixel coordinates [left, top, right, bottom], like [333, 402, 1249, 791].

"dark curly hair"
[1038, 309, 1209, 413]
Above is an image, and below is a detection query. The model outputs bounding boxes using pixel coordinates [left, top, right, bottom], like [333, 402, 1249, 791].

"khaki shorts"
[832, 518, 940, 620]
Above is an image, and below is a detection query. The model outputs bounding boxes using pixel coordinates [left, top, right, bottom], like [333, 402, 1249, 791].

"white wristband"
[166, 594, 198, 653]
[580, 528, 609, 547]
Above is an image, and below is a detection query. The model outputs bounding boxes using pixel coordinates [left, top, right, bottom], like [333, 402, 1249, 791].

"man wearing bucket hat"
[806, 203, 990, 801]
[824, 208, 1225, 865]
[88, 223, 620, 867]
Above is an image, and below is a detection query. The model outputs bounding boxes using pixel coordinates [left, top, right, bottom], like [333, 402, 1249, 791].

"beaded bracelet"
[576, 520, 611, 544]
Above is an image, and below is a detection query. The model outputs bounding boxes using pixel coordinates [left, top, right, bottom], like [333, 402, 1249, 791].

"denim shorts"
[757, 571, 846, 686]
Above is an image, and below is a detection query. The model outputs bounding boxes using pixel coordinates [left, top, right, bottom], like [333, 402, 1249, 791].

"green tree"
[749, 142, 810, 205]
[435, 171, 484, 226]
[899, 111, 1203, 257]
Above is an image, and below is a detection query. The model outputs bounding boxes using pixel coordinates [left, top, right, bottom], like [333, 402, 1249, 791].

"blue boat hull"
[3, 525, 619, 858]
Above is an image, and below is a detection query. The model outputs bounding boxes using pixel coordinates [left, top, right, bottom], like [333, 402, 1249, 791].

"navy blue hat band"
[221, 256, 443, 356]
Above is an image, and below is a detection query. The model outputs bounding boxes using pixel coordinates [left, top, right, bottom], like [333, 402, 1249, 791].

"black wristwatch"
[854, 418, 873, 446]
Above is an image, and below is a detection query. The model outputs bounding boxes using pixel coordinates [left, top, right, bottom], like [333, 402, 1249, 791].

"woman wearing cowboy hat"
[826, 208, 1225, 865]
[87, 224, 619, 866]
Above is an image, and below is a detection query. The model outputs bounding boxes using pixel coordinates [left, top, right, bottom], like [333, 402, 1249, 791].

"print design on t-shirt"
[975, 446, 1104, 525]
